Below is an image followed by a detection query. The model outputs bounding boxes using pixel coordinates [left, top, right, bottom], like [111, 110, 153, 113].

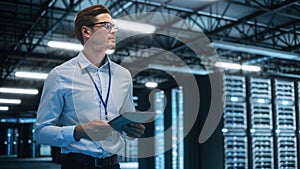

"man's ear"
[81, 26, 91, 39]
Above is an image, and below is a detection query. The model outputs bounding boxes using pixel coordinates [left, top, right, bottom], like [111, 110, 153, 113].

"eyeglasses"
[87, 22, 118, 33]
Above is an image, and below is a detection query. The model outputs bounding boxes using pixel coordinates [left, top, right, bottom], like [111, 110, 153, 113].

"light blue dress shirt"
[35, 51, 135, 158]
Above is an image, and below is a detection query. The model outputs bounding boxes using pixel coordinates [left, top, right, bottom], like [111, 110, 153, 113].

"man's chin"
[109, 44, 116, 50]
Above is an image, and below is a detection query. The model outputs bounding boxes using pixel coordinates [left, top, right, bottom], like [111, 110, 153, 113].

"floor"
[0, 156, 60, 169]
[0, 156, 138, 169]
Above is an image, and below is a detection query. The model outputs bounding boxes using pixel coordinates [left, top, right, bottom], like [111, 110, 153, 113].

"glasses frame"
[87, 22, 118, 33]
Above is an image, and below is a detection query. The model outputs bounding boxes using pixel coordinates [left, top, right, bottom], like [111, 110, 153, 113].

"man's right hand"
[74, 120, 112, 141]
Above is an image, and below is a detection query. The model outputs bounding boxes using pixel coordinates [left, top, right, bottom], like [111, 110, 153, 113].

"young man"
[35, 4, 145, 169]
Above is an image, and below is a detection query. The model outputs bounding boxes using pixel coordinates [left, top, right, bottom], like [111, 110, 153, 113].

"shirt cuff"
[62, 125, 77, 144]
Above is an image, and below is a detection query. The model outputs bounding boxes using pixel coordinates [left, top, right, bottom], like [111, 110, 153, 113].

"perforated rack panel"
[251, 136, 274, 168]
[224, 75, 246, 101]
[274, 80, 296, 131]
[224, 75, 247, 130]
[224, 136, 248, 169]
[249, 78, 272, 131]
[224, 102, 247, 130]
[249, 78, 272, 103]
[250, 104, 272, 130]
[276, 136, 298, 169]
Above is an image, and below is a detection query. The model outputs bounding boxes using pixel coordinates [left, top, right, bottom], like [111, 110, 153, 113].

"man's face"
[84, 13, 117, 51]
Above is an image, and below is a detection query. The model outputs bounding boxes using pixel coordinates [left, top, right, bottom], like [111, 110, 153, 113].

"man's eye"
[106, 24, 112, 29]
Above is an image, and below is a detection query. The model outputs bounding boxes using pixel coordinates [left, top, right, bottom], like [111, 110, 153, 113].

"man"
[35, 4, 145, 169]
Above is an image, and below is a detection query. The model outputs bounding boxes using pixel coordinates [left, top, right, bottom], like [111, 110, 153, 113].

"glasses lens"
[105, 23, 118, 32]
[90, 22, 117, 32]
[104, 23, 112, 31]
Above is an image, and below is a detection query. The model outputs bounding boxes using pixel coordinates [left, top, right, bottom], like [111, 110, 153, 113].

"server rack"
[249, 78, 273, 131]
[154, 91, 165, 169]
[249, 77, 274, 169]
[171, 87, 184, 169]
[223, 75, 248, 169]
[223, 75, 247, 131]
[274, 80, 298, 169]
[274, 80, 296, 131]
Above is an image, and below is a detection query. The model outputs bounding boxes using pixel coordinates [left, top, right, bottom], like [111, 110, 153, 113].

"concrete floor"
[0, 156, 60, 169]
[0, 156, 138, 169]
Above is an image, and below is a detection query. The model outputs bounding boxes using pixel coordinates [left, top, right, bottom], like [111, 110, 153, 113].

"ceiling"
[0, 0, 299, 118]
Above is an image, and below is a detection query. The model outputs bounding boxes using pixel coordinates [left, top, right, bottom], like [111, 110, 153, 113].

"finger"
[123, 129, 140, 137]
[129, 123, 145, 130]
[128, 125, 144, 134]
[123, 126, 144, 137]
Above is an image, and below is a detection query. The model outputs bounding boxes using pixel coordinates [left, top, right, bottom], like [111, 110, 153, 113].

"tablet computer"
[108, 111, 157, 132]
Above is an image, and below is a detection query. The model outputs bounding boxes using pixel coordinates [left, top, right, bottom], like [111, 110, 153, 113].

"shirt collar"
[77, 51, 111, 70]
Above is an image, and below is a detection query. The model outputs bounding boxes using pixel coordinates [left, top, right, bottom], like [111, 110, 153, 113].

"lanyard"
[86, 62, 111, 120]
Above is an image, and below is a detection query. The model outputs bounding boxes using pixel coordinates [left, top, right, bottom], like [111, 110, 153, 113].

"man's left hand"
[123, 123, 145, 138]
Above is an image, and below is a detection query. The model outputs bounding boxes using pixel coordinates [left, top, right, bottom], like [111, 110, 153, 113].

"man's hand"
[123, 123, 145, 138]
[74, 120, 112, 141]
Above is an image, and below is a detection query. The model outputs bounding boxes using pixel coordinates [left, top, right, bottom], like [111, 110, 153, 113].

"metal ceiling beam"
[212, 40, 300, 62]
[119, 0, 296, 48]
[2, 0, 299, 80]
[5, 52, 67, 64]
[111, 0, 219, 64]
[132, 0, 218, 28]
[286, 42, 300, 51]
[109, 0, 134, 17]
[149, 0, 300, 65]
[0, 0, 42, 10]
[245, 20, 300, 41]
[12, 0, 57, 51]
[0, 0, 56, 81]
[111, 0, 300, 72]
[3, 0, 85, 80]
[208, 0, 300, 35]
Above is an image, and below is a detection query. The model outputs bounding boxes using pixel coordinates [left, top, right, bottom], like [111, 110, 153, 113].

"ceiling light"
[15, 71, 48, 79]
[145, 82, 158, 88]
[215, 62, 241, 69]
[47, 41, 83, 51]
[114, 19, 156, 33]
[0, 87, 38, 95]
[0, 106, 9, 111]
[0, 99, 21, 104]
[215, 62, 261, 72]
[241, 65, 261, 72]
[148, 64, 208, 75]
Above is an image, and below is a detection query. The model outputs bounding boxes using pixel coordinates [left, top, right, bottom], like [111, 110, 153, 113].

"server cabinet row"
[223, 75, 299, 169]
